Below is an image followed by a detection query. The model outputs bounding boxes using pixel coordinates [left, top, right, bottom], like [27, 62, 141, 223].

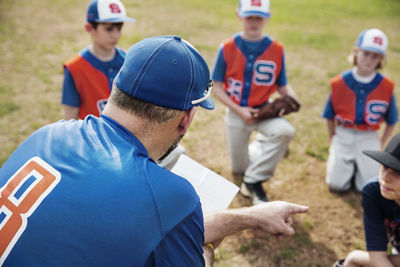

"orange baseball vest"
[222, 36, 284, 107]
[64, 55, 110, 119]
[330, 72, 394, 130]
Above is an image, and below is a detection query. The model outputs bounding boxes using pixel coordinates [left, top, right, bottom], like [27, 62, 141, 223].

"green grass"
[0, 101, 19, 118]
[276, 247, 297, 260]
[0, 0, 400, 266]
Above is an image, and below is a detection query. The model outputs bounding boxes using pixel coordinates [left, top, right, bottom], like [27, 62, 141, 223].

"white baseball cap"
[238, 0, 270, 19]
[356, 28, 388, 55]
[87, 0, 135, 23]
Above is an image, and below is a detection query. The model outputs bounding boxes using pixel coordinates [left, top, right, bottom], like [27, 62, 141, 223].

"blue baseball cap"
[238, 0, 270, 19]
[356, 28, 388, 56]
[87, 0, 135, 23]
[115, 36, 214, 111]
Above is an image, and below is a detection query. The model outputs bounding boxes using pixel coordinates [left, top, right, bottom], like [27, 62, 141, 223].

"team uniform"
[322, 69, 398, 191]
[362, 180, 400, 253]
[0, 115, 204, 266]
[212, 33, 295, 184]
[62, 47, 125, 119]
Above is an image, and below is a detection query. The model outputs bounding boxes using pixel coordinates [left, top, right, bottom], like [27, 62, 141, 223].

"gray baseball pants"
[326, 126, 380, 191]
[225, 109, 295, 184]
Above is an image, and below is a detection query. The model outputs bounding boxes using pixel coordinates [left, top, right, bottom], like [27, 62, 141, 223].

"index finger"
[288, 204, 309, 214]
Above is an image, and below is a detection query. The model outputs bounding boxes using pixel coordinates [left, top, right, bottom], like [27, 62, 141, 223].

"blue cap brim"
[358, 46, 385, 56]
[95, 17, 136, 23]
[238, 11, 270, 19]
[198, 97, 215, 110]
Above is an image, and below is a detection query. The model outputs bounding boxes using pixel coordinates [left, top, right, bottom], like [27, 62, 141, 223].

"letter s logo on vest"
[253, 60, 276, 86]
[0, 157, 61, 264]
[366, 100, 388, 124]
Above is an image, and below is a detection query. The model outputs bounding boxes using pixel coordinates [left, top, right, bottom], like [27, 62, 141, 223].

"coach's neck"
[102, 102, 195, 161]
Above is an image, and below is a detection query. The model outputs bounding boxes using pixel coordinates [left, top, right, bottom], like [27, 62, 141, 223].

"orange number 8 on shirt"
[0, 157, 61, 264]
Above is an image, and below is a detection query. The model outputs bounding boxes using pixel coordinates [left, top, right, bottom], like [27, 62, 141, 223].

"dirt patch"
[1, 0, 400, 266]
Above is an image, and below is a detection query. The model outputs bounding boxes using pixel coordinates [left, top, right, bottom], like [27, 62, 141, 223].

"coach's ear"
[178, 107, 197, 135]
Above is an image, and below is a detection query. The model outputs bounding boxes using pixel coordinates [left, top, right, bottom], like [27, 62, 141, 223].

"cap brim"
[358, 46, 385, 56]
[198, 97, 215, 110]
[96, 17, 136, 23]
[363, 150, 400, 172]
[238, 11, 270, 19]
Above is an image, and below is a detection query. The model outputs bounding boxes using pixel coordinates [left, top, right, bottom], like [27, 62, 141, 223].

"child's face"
[379, 165, 400, 202]
[354, 49, 383, 75]
[91, 23, 123, 51]
[241, 16, 267, 40]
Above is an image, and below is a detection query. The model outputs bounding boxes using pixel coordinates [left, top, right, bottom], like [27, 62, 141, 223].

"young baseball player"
[212, 0, 297, 205]
[322, 28, 398, 192]
[62, 0, 185, 170]
[62, 0, 135, 120]
[333, 133, 400, 267]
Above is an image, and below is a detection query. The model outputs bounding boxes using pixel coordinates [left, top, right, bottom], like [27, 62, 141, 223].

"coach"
[0, 35, 308, 266]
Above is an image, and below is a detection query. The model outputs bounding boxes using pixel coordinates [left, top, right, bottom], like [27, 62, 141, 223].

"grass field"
[1, 0, 400, 266]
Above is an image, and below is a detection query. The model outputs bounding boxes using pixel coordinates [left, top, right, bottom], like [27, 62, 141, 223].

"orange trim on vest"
[330, 75, 357, 124]
[64, 55, 110, 119]
[222, 38, 245, 105]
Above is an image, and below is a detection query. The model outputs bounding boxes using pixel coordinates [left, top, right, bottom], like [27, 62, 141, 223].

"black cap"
[363, 133, 400, 172]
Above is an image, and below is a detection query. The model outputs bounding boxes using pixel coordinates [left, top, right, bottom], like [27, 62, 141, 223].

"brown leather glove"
[253, 95, 301, 120]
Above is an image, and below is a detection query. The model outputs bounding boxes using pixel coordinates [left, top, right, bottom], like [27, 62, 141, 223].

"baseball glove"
[253, 95, 301, 120]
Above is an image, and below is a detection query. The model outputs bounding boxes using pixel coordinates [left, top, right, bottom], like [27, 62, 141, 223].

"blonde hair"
[348, 47, 386, 70]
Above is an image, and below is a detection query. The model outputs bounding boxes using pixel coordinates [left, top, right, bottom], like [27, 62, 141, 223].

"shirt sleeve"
[322, 94, 335, 119]
[276, 52, 287, 86]
[211, 45, 227, 82]
[61, 68, 81, 107]
[362, 182, 389, 251]
[385, 95, 399, 125]
[144, 202, 205, 267]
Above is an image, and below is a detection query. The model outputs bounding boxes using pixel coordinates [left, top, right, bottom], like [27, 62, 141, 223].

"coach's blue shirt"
[0, 115, 205, 266]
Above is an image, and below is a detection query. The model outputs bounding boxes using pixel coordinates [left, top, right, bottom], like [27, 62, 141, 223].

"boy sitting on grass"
[334, 133, 400, 266]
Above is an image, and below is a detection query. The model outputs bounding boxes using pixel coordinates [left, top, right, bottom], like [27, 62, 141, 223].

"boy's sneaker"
[332, 259, 344, 267]
[240, 182, 269, 205]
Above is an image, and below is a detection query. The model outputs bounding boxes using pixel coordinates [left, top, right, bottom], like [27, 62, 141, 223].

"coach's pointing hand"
[247, 201, 309, 235]
[204, 201, 309, 246]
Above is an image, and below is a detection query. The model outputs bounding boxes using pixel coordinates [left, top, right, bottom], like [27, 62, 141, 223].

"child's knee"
[344, 250, 369, 267]
[327, 181, 351, 193]
[278, 124, 295, 140]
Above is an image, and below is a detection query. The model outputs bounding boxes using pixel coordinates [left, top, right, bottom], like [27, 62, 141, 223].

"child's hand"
[238, 106, 258, 125]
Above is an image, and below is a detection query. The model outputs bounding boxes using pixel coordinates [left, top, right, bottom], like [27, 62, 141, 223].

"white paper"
[171, 154, 239, 214]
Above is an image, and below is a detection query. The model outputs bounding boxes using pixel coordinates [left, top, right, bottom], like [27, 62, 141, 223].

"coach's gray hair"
[109, 86, 182, 124]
